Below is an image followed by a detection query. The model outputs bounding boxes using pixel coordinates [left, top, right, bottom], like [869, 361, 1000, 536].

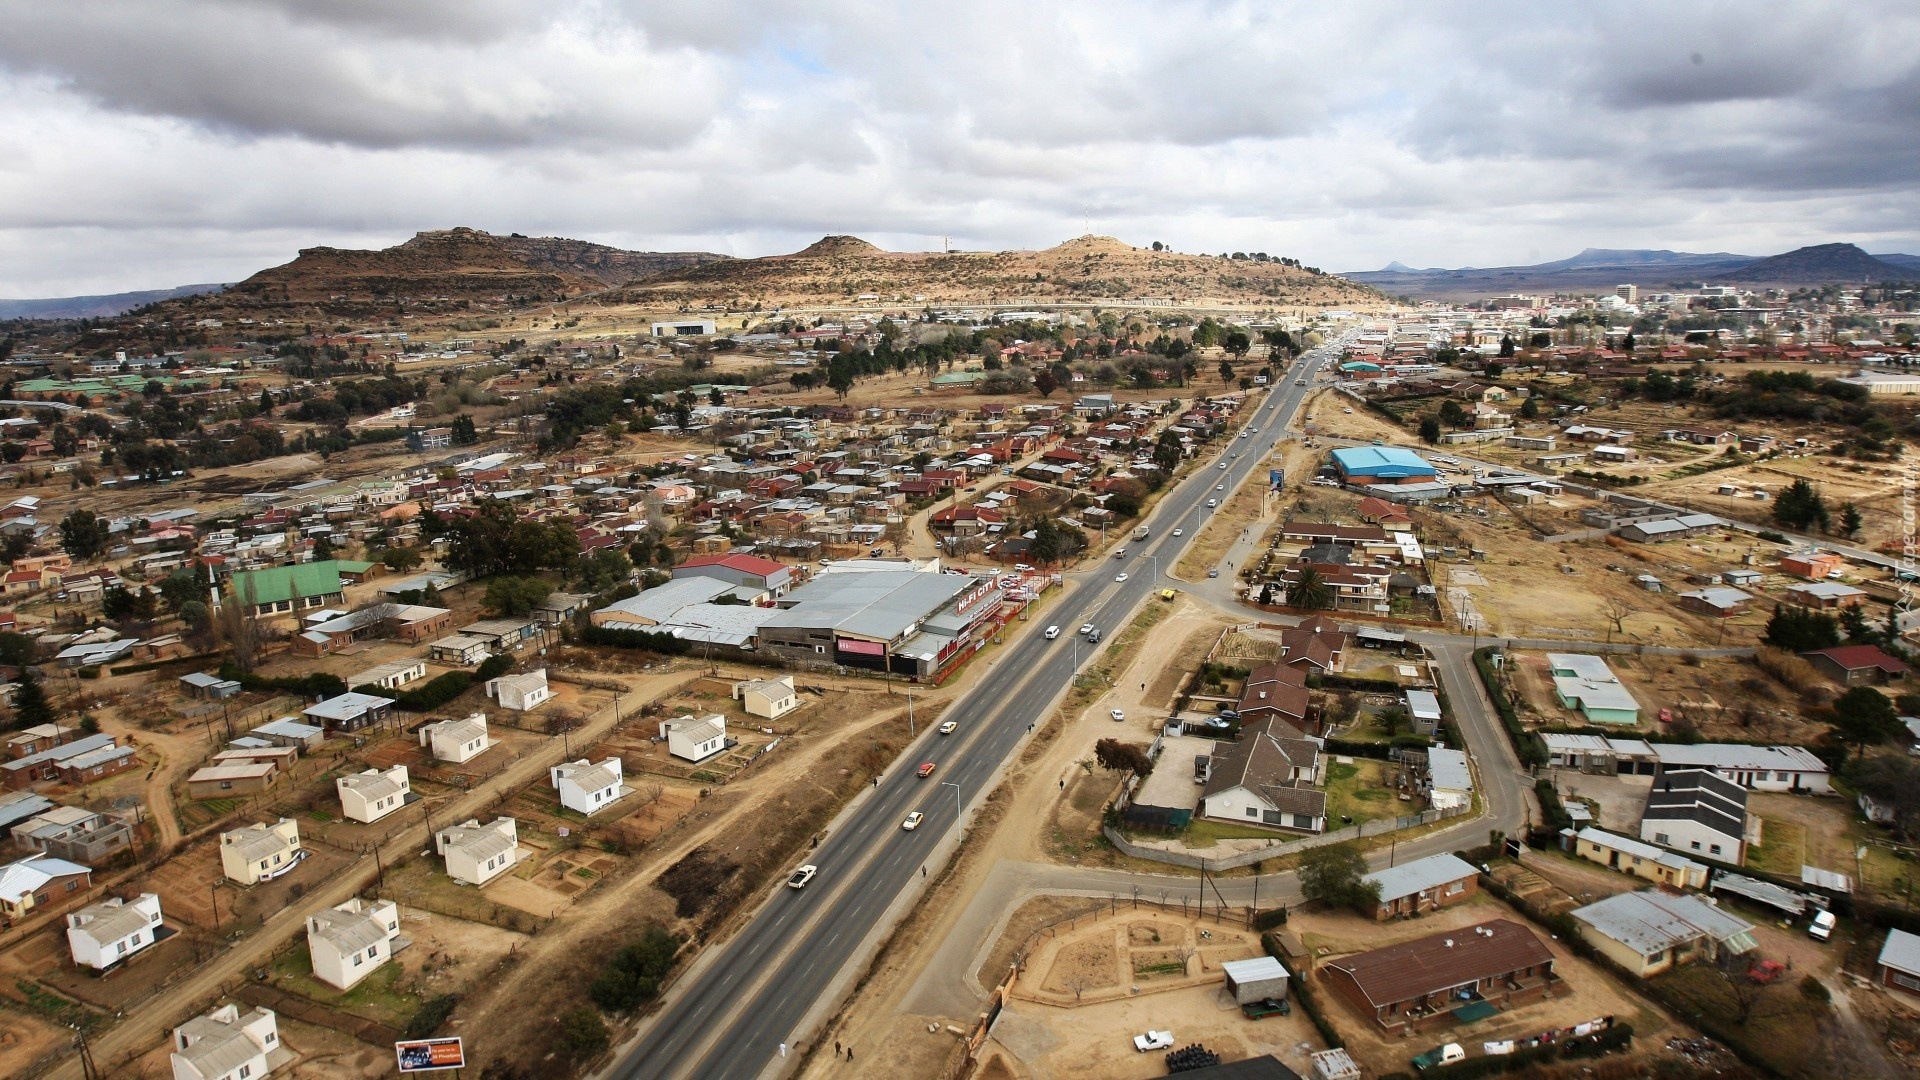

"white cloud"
[0, 0, 1917, 295]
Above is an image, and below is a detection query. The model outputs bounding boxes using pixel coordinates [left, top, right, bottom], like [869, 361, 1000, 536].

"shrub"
[556, 1006, 610, 1061]
[404, 995, 460, 1039]
[393, 672, 473, 711]
[475, 652, 514, 681]
[578, 623, 693, 654]
[587, 924, 684, 1012]
[1799, 975, 1830, 1005]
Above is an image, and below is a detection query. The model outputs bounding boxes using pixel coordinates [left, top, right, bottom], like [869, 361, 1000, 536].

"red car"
[1747, 960, 1786, 984]
[917, 762, 937, 778]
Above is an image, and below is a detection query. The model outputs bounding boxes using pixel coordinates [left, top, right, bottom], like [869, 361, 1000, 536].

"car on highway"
[1079, 623, 1095, 635]
[1044, 625, 1061, 639]
[787, 864, 818, 889]
[1206, 498, 1217, 508]
[1296, 378, 1306, 385]
[1112, 547, 1126, 558]
[1110, 708, 1125, 722]
[1114, 572, 1128, 582]
[1218, 461, 1228, 469]
[917, 762, 937, 778]
[902, 812, 924, 831]
[1239, 431, 1249, 439]
[1172, 528, 1183, 536]
[1216, 483, 1224, 490]
[939, 720, 958, 735]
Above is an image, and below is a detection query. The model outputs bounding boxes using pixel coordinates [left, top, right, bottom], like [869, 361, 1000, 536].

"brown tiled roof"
[1322, 920, 1553, 1007]
[1201, 716, 1320, 810]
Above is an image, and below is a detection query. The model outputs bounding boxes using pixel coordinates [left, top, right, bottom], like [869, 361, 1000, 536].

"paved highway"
[606, 336, 1352, 1080]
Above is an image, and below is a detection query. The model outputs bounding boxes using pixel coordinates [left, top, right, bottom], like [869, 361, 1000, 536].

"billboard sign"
[396, 1038, 466, 1072]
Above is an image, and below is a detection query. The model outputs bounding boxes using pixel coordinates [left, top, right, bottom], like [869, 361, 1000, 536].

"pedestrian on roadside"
[779, 1042, 787, 1058]
[835, 1040, 842, 1057]
[848, 1048, 854, 1062]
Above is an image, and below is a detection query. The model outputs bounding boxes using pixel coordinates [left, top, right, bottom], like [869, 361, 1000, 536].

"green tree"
[380, 546, 424, 572]
[258, 388, 274, 414]
[311, 534, 335, 561]
[0, 631, 37, 667]
[1223, 329, 1252, 358]
[1773, 478, 1830, 532]
[449, 414, 479, 445]
[1518, 396, 1540, 420]
[1217, 359, 1235, 383]
[1297, 841, 1381, 909]
[573, 547, 634, 595]
[1288, 565, 1332, 611]
[159, 569, 205, 613]
[557, 1007, 610, 1061]
[59, 509, 109, 559]
[483, 576, 552, 616]
[1438, 399, 1468, 429]
[1418, 417, 1441, 445]
[1830, 686, 1902, 761]
[9, 668, 55, 731]
[1839, 502, 1863, 539]
[1093, 738, 1153, 777]
[1762, 606, 1840, 651]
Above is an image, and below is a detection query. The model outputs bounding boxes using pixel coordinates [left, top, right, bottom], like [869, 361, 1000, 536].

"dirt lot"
[124, 1014, 392, 1080]
[0, 1007, 71, 1078]
[1289, 895, 1679, 1077]
[142, 827, 357, 930]
[1510, 649, 1824, 743]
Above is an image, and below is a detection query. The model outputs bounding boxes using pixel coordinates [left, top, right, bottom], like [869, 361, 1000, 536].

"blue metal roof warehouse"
[1329, 446, 1437, 483]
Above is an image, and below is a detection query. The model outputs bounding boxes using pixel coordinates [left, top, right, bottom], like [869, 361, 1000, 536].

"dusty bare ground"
[1508, 649, 1826, 744]
[0, 1007, 69, 1079]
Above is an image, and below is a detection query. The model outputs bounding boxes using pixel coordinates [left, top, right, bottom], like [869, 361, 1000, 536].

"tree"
[1773, 478, 1829, 532]
[379, 546, 424, 572]
[1762, 606, 1840, 651]
[1297, 842, 1381, 910]
[258, 388, 275, 414]
[484, 576, 552, 616]
[450, 414, 479, 445]
[1223, 329, 1252, 359]
[1602, 596, 1634, 643]
[1830, 686, 1902, 761]
[1288, 565, 1332, 611]
[220, 575, 264, 673]
[8, 669, 55, 732]
[1094, 738, 1153, 777]
[159, 569, 205, 613]
[1518, 395, 1540, 420]
[1033, 369, 1058, 398]
[1839, 502, 1863, 539]
[59, 510, 109, 559]
[557, 1007, 610, 1062]
[572, 548, 634, 595]
[1217, 359, 1235, 384]
[1438, 400, 1468, 429]
[1418, 417, 1441, 445]
[0, 631, 37, 668]
[311, 534, 335, 561]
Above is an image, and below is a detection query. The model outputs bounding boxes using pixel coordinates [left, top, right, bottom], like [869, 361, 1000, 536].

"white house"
[1641, 768, 1752, 865]
[305, 897, 401, 991]
[435, 817, 520, 886]
[336, 766, 410, 824]
[551, 758, 627, 816]
[1426, 747, 1474, 811]
[67, 892, 164, 970]
[1197, 717, 1327, 834]
[170, 1003, 280, 1080]
[485, 668, 552, 711]
[219, 818, 303, 886]
[733, 675, 798, 720]
[418, 713, 492, 764]
[660, 715, 727, 763]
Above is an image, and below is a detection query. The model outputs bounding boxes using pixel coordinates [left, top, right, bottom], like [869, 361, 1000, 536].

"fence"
[1105, 802, 1472, 871]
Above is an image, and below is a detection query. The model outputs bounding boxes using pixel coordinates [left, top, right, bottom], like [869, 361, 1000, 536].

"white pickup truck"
[1133, 1030, 1174, 1052]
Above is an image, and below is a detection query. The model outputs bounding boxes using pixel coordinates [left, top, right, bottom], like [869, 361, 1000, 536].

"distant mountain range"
[0, 282, 229, 321]
[1345, 243, 1919, 299]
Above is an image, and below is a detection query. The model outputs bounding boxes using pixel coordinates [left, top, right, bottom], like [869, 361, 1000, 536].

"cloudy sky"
[3, 0, 1918, 297]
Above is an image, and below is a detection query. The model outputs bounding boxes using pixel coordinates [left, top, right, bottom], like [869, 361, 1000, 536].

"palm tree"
[1289, 565, 1333, 611]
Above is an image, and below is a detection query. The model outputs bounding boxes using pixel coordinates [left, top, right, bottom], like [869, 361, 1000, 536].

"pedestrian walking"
[848, 1048, 854, 1062]
[835, 1040, 842, 1057]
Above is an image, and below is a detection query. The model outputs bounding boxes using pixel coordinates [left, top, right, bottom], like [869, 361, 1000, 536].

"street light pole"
[941, 781, 962, 834]
[907, 689, 915, 736]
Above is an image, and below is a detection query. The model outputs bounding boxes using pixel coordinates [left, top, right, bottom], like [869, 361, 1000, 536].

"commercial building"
[756, 568, 1002, 679]
[1328, 446, 1438, 486]
[1641, 769, 1750, 865]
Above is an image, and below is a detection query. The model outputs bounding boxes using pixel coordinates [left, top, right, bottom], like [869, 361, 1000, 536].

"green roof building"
[229, 561, 347, 617]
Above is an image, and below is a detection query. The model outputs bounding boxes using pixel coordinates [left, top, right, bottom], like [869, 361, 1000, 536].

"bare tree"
[883, 518, 910, 556]
[1602, 596, 1634, 643]
[219, 575, 263, 673]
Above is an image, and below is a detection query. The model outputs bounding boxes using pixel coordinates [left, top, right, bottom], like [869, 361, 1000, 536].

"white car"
[1110, 708, 1126, 722]
[1133, 1030, 1174, 1052]
[1044, 625, 1061, 639]
[939, 720, 958, 735]
[1218, 461, 1228, 469]
[1114, 573, 1128, 582]
[1079, 623, 1095, 635]
[902, 812, 924, 831]
[1216, 483, 1225, 490]
[1206, 499, 1217, 508]
[787, 865, 818, 889]
[1172, 528, 1183, 537]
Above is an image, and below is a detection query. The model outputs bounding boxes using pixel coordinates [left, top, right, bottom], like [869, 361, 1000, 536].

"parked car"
[1747, 959, 1787, 984]
[787, 864, 818, 889]
[1809, 910, 1837, 941]
[1133, 1030, 1174, 1052]
[902, 812, 924, 831]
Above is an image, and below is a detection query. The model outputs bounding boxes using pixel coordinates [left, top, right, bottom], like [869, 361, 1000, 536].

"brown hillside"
[622, 234, 1381, 309]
